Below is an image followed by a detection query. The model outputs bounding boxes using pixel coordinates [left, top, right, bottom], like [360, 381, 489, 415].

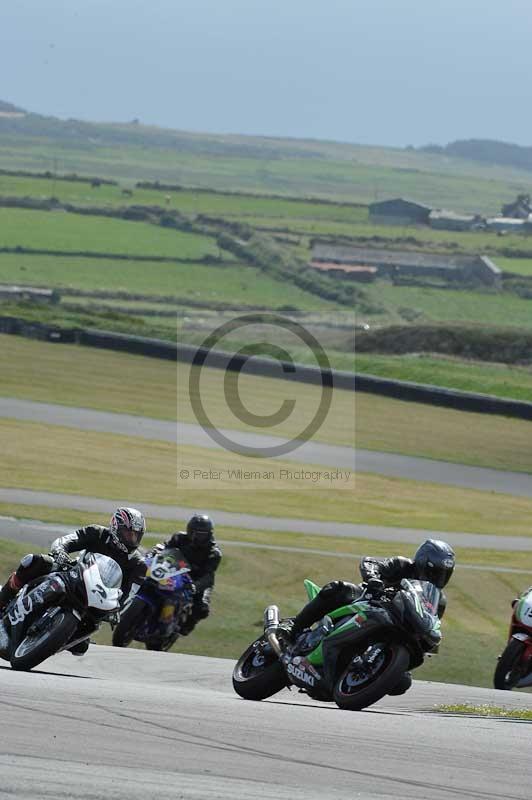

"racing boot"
[0, 573, 21, 611]
[68, 639, 90, 656]
[179, 616, 197, 636]
[387, 671, 412, 696]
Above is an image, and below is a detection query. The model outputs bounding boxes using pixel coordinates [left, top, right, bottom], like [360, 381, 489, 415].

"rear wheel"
[333, 642, 410, 711]
[112, 597, 150, 648]
[233, 638, 287, 700]
[11, 609, 79, 671]
[494, 638, 528, 690]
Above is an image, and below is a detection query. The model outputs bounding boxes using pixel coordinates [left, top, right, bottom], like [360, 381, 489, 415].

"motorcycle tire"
[493, 638, 527, 690]
[333, 641, 410, 711]
[10, 609, 79, 672]
[233, 638, 287, 701]
[112, 597, 150, 648]
[145, 632, 179, 652]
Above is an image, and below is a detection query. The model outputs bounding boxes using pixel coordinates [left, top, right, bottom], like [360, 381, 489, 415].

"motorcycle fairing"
[82, 554, 122, 611]
[310, 606, 399, 690]
[515, 590, 532, 629]
[5, 576, 66, 656]
[145, 549, 192, 593]
[304, 603, 368, 665]
[304, 579, 321, 601]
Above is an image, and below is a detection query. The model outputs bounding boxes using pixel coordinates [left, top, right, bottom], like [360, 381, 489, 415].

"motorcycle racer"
[287, 540, 455, 694]
[290, 539, 455, 641]
[0, 507, 147, 653]
[146, 514, 222, 636]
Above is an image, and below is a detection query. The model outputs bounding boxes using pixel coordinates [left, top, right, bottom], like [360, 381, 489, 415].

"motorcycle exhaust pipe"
[264, 604, 282, 658]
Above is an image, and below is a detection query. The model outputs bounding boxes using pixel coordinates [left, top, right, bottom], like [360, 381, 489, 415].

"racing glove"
[365, 577, 385, 600]
[51, 550, 76, 570]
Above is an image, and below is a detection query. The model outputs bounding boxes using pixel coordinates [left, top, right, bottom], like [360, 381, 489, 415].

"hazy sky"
[3, 0, 532, 147]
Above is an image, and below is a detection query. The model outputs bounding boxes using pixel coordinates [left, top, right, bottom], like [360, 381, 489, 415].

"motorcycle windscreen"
[515, 589, 532, 626]
[81, 553, 123, 611]
[91, 553, 123, 589]
[149, 549, 191, 583]
[399, 579, 441, 638]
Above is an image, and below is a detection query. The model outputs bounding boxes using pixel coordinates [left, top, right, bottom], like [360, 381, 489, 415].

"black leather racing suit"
[0, 525, 146, 609]
[291, 555, 446, 639]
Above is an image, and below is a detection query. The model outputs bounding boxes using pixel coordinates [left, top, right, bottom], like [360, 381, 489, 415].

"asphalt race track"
[2, 399, 532, 798]
[1, 646, 531, 800]
[2, 397, 532, 497]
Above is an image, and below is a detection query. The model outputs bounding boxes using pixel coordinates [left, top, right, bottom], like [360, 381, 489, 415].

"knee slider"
[16, 552, 53, 581]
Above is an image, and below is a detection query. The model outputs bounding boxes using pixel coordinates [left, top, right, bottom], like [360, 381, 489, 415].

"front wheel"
[233, 638, 287, 700]
[494, 638, 529, 690]
[112, 597, 150, 648]
[11, 609, 79, 671]
[333, 641, 410, 711]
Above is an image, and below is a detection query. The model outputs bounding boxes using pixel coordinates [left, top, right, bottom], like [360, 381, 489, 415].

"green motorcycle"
[233, 577, 442, 711]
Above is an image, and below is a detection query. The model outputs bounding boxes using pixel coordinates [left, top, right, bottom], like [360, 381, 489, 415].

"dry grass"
[1, 419, 532, 536]
[1, 335, 532, 472]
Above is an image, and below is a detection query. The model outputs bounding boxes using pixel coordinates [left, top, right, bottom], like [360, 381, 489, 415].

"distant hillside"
[420, 139, 532, 172]
[1, 102, 531, 212]
[0, 108, 325, 161]
[0, 100, 25, 114]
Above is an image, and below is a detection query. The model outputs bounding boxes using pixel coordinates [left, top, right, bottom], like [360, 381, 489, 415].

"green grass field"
[0, 253, 339, 311]
[494, 257, 532, 277]
[358, 281, 532, 329]
[355, 353, 532, 402]
[2, 126, 532, 213]
[0, 207, 221, 259]
[4, 172, 532, 266]
[0, 173, 368, 223]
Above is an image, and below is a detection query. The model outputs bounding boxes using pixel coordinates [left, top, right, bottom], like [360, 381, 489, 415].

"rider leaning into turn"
[286, 539, 455, 696]
[147, 514, 222, 636]
[290, 538, 456, 651]
[0, 507, 147, 653]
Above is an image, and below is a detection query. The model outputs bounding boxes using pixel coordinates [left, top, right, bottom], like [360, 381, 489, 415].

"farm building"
[501, 194, 532, 219]
[368, 198, 432, 225]
[485, 217, 525, 233]
[309, 243, 501, 287]
[0, 285, 54, 302]
[429, 210, 485, 231]
[308, 261, 377, 282]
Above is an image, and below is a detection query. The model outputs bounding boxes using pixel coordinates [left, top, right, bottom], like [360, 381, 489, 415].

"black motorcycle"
[0, 550, 123, 671]
[233, 577, 442, 710]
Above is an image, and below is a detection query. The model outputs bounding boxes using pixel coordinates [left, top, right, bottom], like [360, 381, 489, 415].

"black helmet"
[109, 507, 146, 552]
[186, 514, 214, 548]
[413, 539, 455, 588]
